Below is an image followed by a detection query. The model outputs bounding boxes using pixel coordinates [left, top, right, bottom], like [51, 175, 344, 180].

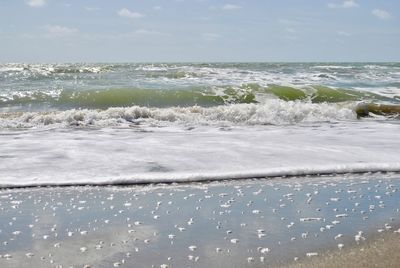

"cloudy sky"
[0, 0, 399, 62]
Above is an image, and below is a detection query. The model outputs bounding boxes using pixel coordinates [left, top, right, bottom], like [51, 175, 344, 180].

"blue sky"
[0, 0, 399, 62]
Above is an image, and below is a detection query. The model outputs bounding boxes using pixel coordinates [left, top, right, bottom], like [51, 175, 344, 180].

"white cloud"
[154, 6, 162, 10]
[328, 0, 358, 9]
[342, 0, 358, 8]
[338, 31, 351, 37]
[26, 0, 45, 8]
[135, 29, 169, 36]
[85, 7, 100, 12]
[202, 33, 220, 41]
[135, 29, 155, 35]
[278, 19, 301, 26]
[285, 28, 297, 33]
[19, 33, 36, 39]
[44, 25, 78, 38]
[222, 4, 242, 10]
[372, 9, 392, 20]
[118, 8, 145, 19]
[79, 29, 172, 41]
[284, 35, 299, 40]
[201, 16, 212, 21]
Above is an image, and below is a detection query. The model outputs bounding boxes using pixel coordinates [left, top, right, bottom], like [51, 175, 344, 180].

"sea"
[0, 62, 399, 187]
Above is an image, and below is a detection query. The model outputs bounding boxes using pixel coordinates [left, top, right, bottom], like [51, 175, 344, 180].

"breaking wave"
[0, 100, 356, 128]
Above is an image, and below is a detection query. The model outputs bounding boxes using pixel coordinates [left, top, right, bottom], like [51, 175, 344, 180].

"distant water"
[0, 63, 399, 187]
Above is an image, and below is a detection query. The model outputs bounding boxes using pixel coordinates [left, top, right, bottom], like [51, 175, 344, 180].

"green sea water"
[0, 62, 399, 127]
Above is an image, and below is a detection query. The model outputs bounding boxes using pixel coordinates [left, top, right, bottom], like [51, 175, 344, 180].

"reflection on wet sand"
[0, 173, 399, 267]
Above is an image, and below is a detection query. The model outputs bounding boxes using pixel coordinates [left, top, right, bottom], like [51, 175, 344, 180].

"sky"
[0, 0, 399, 62]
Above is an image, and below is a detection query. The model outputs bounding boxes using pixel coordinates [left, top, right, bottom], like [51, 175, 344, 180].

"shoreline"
[1, 169, 400, 189]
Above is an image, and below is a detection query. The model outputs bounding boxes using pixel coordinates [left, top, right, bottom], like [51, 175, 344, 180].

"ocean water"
[0, 62, 399, 187]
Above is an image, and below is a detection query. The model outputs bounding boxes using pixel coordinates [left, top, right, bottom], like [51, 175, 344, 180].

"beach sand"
[0, 173, 399, 267]
[283, 231, 400, 268]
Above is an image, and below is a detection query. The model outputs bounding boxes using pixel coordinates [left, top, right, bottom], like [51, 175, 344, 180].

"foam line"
[1, 163, 399, 188]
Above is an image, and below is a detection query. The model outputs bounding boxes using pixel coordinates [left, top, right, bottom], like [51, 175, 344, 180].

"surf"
[0, 62, 399, 188]
[1, 123, 399, 188]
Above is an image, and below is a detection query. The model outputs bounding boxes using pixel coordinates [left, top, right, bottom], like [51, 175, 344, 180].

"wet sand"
[0, 173, 399, 267]
[283, 231, 400, 268]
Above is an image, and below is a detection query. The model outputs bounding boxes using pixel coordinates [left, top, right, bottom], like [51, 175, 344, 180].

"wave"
[0, 88, 229, 108]
[0, 85, 396, 110]
[311, 65, 356, 70]
[0, 100, 357, 128]
[3, 63, 399, 86]
[1, 163, 399, 188]
[0, 63, 107, 75]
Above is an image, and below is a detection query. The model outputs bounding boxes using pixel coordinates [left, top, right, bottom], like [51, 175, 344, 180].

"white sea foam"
[1, 63, 398, 87]
[0, 100, 356, 128]
[364, 64, 392, 70]
[0, 66, 25, 73]
[311, 65, 356, 69]
[0, 122, 399, 187]
[353, 87, 400, 100]
[135, 65, 174, 71]
[0, 63, 105, 77]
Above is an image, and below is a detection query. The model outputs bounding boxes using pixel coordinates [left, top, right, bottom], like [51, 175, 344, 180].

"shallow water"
[0, 174, 399, 267]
